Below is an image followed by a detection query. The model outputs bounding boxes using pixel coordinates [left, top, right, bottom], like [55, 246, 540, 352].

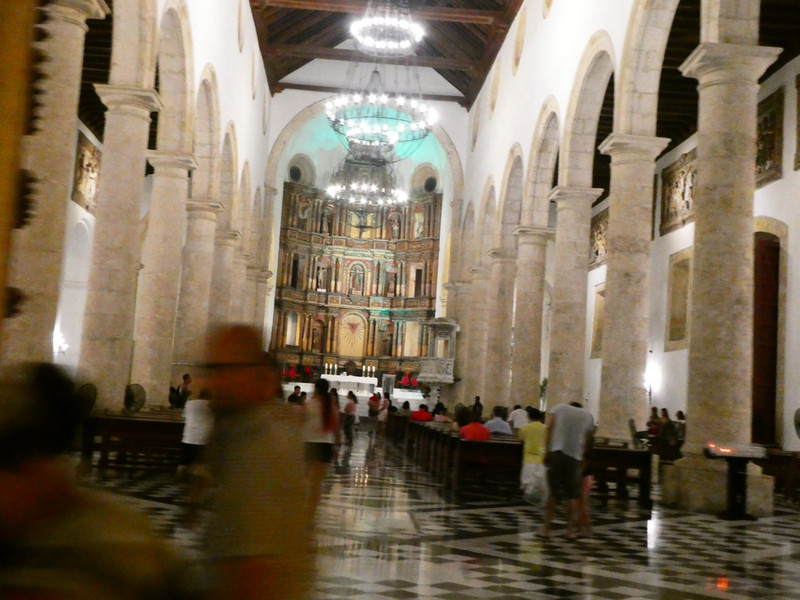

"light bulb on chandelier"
[351, 0, 425, 58]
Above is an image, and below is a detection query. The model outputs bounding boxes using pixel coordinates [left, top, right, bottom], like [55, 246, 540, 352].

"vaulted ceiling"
[249, 0, 525, 107]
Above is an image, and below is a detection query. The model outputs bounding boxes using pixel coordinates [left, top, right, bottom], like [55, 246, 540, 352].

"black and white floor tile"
[84, 433, 800, 599]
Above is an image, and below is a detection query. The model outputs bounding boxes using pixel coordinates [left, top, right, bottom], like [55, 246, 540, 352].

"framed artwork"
[756, 87, 783, 188]
[71, 131, 101, 213]
[665, 247, 693, 352]
[590, 284, 605, 359]
[660, 149, 696, 237]
[589, 208, 608, 267]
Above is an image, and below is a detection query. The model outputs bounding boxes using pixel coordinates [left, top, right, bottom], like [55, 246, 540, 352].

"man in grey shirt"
[539, 401, 594, 539]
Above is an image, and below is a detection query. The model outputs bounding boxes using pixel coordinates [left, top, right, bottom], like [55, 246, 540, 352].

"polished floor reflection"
[87, 432, 800, 599]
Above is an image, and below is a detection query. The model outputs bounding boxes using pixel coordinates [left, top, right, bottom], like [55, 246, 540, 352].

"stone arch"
[109, 0, 159, 88]
[560, 30, 616, 188]
[524, 97, 561, 228]
[192, 65, 221, 202]
[287, 153, 316, 186]
[495, 143, 525, 250]
[218, 123, 239, 231]
[154, 1, 193, 153]
[264, 99, 464, 209]
[410, 163, 440, 194]
[616, 0, 680, 136]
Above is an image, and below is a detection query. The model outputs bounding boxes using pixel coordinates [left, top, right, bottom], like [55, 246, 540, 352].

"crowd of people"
[0, 331, 689, 597]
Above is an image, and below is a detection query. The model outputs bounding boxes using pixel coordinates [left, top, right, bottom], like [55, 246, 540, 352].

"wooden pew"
[589, 445, 652, 507]
[81, 411, 184, 474]
[449, 438, 523, 498]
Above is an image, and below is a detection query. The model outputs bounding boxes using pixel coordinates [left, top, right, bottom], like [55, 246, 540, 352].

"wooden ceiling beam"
[272, 81, 468, 106]
[255, 1, 503, 26]
[265, 44, 474, 71]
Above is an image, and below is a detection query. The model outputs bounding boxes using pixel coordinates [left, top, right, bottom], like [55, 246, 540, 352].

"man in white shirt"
[540, 401, 594, 539]
[484, 406, 513, 436]
[508, 405, 530, 432]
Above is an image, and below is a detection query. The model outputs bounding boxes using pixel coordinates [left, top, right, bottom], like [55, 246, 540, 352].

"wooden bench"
[448, 437, 523, 498]
[590, 445, 652, 507]
[81, 411, 184, 474]
[754, 448, 800, 502]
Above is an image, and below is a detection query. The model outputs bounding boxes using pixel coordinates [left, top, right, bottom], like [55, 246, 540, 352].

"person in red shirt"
[410, 404, 433, 422]
[455, 406, 491, 441]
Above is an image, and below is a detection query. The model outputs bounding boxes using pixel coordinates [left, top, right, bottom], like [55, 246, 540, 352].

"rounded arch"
[616, 0, 680, 136]
[192, 65, 221, 202]
[287, 153, 316, 186]
[524, 98, 561, 228]
[264, 99, 464, 205]
[218, 123, 239, 231]
[410, 163, 440, 194]
[495, 143, 525, 250]
[155, 0, 194, 153]
[109, 0, 158, 88]
[338, 312, 368, 358]
[560, 30, 616, 188]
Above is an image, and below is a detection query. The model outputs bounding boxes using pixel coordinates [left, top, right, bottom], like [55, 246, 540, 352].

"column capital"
[468, 265, 489, 280]
[48, 0, 109, 28]
[257, 270, 273, 284]
[216, 229, 242, 245]
[444, 280, 469, 292]
[514, 225, 553, 244]
[548, 186, 604, 206]
[680, 43, 781, 85]
[487, 248, 517, 263]
[598, 133, 670, 163]
[186, 201, 223, 219]
[94, 84, 163, 120]
[147, 151, 198, 174]
[265, 186, 279, 199]
[237, 252, 253, 263]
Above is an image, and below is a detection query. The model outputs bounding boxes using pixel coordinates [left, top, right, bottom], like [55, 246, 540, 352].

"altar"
[282, 374, 378, 419]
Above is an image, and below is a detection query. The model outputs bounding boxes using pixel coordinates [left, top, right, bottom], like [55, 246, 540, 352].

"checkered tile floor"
[84, 433, 800, 599]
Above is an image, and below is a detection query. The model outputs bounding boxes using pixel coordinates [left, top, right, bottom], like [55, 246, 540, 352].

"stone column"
[464, 265, 490, 399]
[131, 152, 196, 403]
[229, 251, 250, 321]
[663, 43, 780, 515]
[445, 281, 470, 405]
[1, 0, 109, 365]
[546, 187, 603, 407]
[510, 226, 551, 400]
[78, 85, 163, 406]
[208, 230, 240, 324]
[484, 249, 517, 407]
[172, 201, 222, 365]
[596, 134, 668, 439]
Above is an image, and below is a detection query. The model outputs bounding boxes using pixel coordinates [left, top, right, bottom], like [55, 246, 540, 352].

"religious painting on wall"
[589, 208, 608, 267]
[339, 313, 366, 357]
[665, 247, 693, 352]
[71, 131, 101, 213]
[413, 209, 425, 239]
[659, 149, 696, 237]
[295, 196, 311, 230]
[756, 87, 784, 188]
[590, 284, 605, 359]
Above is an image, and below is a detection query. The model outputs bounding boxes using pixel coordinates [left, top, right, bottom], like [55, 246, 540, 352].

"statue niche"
[349, 264, 365, 295]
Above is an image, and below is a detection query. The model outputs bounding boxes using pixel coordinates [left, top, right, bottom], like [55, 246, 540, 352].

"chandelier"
[325, 68, 438, 161]
[351, 0, 424, 58]
[326, 154, 408, 208]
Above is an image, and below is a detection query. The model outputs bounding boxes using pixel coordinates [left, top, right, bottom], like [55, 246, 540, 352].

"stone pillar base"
[661, 454, 773, 517]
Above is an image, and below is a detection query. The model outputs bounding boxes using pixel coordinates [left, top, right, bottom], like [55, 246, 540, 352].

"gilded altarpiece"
[271, 181, 442, 375]
[589, 208, 608, 268]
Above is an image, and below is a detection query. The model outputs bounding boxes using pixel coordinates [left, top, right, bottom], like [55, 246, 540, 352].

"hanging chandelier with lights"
[351, 0, 425, 58]
[326, 154, 408, 208]
[325, 68, 438, 161]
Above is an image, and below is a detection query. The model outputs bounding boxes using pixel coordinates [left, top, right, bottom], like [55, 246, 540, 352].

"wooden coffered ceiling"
[249, 0, 525, 107]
